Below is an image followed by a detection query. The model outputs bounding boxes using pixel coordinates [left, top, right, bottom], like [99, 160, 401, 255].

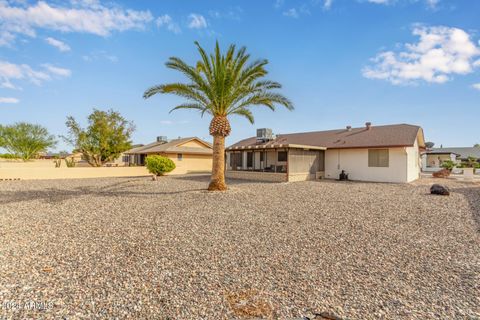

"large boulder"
[432, 168, 451, 178]
[430, 184, 450, 196]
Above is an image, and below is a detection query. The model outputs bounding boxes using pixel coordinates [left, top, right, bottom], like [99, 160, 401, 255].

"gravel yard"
[0, 175, 479, 319]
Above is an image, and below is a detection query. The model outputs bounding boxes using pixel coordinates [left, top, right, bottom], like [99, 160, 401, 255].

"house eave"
[226, 144, 326, 151]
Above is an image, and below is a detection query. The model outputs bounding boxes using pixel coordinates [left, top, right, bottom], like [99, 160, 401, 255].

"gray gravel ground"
[0, 175, 479, 319]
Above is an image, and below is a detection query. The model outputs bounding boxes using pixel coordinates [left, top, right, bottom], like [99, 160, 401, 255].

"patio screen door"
[289, 150, 324, 174]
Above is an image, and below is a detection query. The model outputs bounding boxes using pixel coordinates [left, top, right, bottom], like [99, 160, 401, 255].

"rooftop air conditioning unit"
[157, 136, 168, 143]
[256, 128, 273, 143]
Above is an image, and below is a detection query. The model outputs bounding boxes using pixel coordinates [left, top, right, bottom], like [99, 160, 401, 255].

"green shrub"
[65, 157, 76, 168]
[53, 159, 61, 168]
[145, 155, 176, 176]
[464, 156, 478, 168]
[441, 160, 456, 171]
[0, 153, 20, 159]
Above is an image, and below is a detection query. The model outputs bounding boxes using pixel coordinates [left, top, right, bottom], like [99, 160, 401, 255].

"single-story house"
[421, 147, 480, 172]
[226, 123, 425, 183]
[124, 136, 213, 174]
[421, 150, 459, 172]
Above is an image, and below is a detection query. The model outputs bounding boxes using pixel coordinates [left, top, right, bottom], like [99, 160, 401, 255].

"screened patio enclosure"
[225, 146, 325, 182]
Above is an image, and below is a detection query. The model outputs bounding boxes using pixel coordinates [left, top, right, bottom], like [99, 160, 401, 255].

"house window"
[368, 149, 389, 167]
[177, 153, 183, 161]
[260, 152, 264, 162]
[278, 151, 287, 162]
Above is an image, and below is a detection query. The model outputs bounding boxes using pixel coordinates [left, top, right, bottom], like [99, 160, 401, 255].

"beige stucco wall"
[0, 162, 150, 180]
[226, 170, 287, 182]
[108, 153, 127, 166]
[0, 159, 58, 168]
[163, 153, 212, 175]
[0, 153, 212, 179]
[406, 140, 421, 182]
[324, 147, 411, 183]
[288, 171, 325, 182]
[426, 154, 453, 167]
[178, 140, 210, 148]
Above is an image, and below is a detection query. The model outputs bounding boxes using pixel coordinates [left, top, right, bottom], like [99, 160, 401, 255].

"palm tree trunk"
[208, 135, 227, 191]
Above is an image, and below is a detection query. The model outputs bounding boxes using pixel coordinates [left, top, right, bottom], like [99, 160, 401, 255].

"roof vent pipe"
[365, 122, 372, 130]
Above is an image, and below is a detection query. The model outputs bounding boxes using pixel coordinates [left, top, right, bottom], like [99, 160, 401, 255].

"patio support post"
[253, 150, 255, 171]
[275, 148, 277, 173]
[265, 150, 267, 171]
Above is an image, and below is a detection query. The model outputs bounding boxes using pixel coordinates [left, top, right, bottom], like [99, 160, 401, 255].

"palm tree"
[143, 41, 293, 191]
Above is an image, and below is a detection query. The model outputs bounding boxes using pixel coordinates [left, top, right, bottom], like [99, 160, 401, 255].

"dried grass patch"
[225, 289, 275, 319]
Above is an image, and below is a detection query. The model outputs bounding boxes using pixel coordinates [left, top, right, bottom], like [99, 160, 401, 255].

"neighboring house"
[125, 136, 213, 174]
[67, 145, 146, 167]
[37, 152, 60, 160]
[421, 147, 480, 171]
[421, 150, 459, 172]
[226, 123, 425, 183]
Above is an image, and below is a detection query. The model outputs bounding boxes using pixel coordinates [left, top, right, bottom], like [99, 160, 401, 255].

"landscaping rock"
[432, 169, 451, 178]
[0, 176, 478, 319]
[314, 312, 344, 320]
[430, 184, 450, 196]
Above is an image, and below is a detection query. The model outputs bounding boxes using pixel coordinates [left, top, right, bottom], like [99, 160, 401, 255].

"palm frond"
[231, 108, 255, 124]
[144, 40, 293, 123]
[144, 83, 209, 106]
[169, 103, 208, 114]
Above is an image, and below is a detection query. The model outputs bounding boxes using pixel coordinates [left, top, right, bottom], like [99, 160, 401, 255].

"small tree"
[441, 160, 456, 171]
[461, 156, 479, 168]
[0, 122, 56, 160]
[145, 155, 176, 176]
[64, 109, 135, 167]
[474, 143, 480, 148]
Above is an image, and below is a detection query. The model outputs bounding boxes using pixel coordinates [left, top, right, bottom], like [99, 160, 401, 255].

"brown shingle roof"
[126, 137, 212, 155]
[227, 124, 424, 150]
[427, 147, 480, 159]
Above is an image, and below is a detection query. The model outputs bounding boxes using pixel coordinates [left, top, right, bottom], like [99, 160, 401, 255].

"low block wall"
[0, 159, 213, 180]
[0, 159, 60, 168]
[288, 171, 324, 182]
[0, 166, 151, 180]
[226, 170, 287, 182]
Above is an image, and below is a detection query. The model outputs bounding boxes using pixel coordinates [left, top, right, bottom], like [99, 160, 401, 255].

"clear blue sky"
[0, 0, 479, 152]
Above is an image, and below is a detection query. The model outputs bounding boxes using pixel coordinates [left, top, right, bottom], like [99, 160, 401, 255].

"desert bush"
[53, 159, 61, 168]
[145, 155, 175, 176]
[0, 153, 20, 159]
[441, 160, 456, 171]
[65, 157, 76, 168]
[464, 156, 479, 168]
[0, 122, 56, 160]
